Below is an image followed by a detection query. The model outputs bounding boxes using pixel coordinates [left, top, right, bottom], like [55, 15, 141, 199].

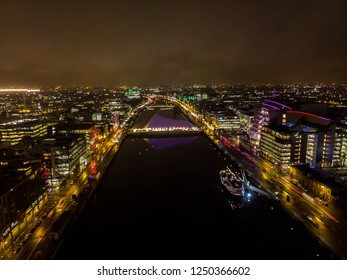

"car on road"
[291, 179, 298, 185]
[12, 246, 22, 254]
[24, 233, 31, 240]
[19, 239, 26, 246]
[316, 198, 328, 207]
[36, 217, 44, 226]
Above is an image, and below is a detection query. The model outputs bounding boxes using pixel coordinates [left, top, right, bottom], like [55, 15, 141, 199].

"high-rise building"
[334, 124, 347, 167]
[254, 99, 344, 168]
[239, 111, 254, 133]
[0, 119, 48, 146]
[286, 111, 335, 168]
[41, 134, 89, 181]
[54, 123, 98, 152]
[260, 125, 291, 167]
[250, 99, 291, 154]
[204, 105, 240, 133]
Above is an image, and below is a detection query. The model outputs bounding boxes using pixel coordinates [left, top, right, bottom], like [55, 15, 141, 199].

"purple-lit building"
[334, 123, 347, 167]
[286, 111, 335, 168]
[250, 99, 291, 154]
[253, 99, 345, 169]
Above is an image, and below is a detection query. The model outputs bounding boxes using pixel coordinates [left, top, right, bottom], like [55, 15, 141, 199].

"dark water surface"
[56, 109, 331, 260]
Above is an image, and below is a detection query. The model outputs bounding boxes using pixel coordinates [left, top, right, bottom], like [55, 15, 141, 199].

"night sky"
[0, 0, 346, 86]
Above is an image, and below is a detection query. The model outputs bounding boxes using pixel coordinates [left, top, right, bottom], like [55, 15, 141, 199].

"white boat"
[219, 166, 245, 197]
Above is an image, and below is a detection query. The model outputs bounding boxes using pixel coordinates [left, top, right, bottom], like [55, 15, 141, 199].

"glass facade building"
[0, 119, 48, 145]
[252, 99, 346, 168]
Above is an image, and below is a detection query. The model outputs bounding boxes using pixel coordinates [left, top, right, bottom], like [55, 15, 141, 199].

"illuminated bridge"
[146, 104, 175, 109]
[129, 104, 200, 136]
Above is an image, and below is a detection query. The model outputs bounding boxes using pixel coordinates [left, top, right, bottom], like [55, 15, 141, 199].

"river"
[55, 107, 332, 259]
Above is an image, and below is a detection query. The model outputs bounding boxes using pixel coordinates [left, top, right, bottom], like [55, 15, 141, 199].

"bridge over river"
[54, 104, 334, 260]
[128, 104, 200, 136]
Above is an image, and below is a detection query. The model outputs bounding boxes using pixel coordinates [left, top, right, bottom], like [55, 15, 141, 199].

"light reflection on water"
[55, 108, 333, 260]
[145, 137, 197, 151]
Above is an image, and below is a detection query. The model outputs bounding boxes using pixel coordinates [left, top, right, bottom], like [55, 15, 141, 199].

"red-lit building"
[54, 123, 98, 152]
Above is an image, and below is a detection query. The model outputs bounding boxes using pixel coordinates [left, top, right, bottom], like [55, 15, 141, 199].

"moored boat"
[219, 166, 245, 197]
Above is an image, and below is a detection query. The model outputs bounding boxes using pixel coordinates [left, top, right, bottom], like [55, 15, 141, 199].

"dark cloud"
[0, 0, 346, 86]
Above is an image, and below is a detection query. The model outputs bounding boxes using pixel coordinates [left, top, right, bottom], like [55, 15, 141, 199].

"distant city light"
[0, 88, 40, 92]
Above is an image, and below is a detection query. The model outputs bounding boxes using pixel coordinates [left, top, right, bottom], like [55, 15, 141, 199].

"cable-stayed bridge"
[129, 105, 200, 136]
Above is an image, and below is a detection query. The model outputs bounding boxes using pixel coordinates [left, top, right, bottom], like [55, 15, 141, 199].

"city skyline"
[1, 0, 346, 87]
[1, 84, 347, 260]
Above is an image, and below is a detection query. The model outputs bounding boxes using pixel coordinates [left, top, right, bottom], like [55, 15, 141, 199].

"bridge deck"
[128, 128, 201, 137]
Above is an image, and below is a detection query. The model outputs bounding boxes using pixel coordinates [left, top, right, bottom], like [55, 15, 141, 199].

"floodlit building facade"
[260, 125, 291, 167]
[0, 119, 47, 145]
[254, 99, 345, 169]
[41, 134, 88, 181]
